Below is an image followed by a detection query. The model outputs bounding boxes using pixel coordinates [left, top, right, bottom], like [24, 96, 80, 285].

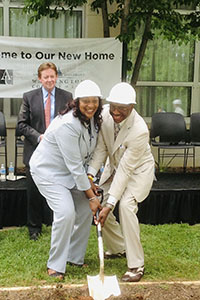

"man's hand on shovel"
[94, 207, 111, 227]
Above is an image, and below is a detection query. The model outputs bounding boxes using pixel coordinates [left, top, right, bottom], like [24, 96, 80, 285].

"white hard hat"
[173, 99, 182, 105]
[107, 82, 136, 104]
[74, 80, 102, 99]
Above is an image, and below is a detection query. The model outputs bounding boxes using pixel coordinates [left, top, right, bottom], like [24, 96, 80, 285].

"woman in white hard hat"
[30, 80, 102, 279]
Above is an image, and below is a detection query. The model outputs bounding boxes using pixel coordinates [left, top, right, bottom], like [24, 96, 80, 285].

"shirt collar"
[42, 86, 56, 98]
[114, 118, 126, 129]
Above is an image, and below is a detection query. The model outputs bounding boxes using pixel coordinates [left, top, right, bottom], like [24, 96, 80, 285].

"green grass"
[0, 223, 200, 287]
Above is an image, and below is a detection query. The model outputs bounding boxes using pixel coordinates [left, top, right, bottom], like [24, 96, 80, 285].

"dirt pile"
[0, 282, 200, 300]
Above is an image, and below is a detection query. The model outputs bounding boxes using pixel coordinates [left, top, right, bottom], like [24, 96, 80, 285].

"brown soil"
[1, 282, 200, 300]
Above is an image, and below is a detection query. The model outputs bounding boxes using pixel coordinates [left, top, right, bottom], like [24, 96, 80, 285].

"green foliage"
[23, 0, 87, 23]
[108, 0, 200, 43]
[0, 223, 200, 287]
[90, 0, 115, 13]
[107, 0, 200, 84]
[22, 0, 200, 84]
[23, 0, 200, 41]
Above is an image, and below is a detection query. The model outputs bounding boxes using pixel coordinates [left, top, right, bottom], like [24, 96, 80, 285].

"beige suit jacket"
[88, 105, 155, 202]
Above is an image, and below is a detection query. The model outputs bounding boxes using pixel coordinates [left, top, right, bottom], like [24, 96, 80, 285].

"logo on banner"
[0, 69, 13, 85]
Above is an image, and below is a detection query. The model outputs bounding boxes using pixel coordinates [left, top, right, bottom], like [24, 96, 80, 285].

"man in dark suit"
[18, 62, 72, 241]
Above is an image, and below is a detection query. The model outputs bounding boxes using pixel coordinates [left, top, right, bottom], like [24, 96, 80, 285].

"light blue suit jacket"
[30, 110, 98, 191]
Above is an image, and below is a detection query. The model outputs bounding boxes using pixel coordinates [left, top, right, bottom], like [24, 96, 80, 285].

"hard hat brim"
[106, 96, 136, 104]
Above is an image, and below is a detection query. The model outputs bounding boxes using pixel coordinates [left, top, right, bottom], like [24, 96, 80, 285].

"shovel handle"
[96, 210, 104, 275]
[96, 189, 103, 236]
[96, 209, 99, 219]
[97, 188, 104, 203]
[96, 210, 102, 237]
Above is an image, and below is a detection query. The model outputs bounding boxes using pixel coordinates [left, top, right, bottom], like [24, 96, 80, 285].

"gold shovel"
[87, 210, 121, 300]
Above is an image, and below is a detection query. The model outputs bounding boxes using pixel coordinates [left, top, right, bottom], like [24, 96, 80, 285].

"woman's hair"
[60, 98, 103, 132]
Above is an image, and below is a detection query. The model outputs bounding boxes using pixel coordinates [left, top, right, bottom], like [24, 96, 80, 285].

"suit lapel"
[81, 120, 97, 162]
[82, 120, 95, 148]
[54, 87, 60, 117]
[104, 111, 115, 139]
[38, 88, 46, 129]
[112, 110, 135, 155]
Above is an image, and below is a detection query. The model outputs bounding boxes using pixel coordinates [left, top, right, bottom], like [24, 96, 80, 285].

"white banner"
[0, 36, 122, 98]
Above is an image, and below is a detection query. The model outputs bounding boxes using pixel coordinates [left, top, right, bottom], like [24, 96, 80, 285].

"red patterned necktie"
[45, 92, 51, 128]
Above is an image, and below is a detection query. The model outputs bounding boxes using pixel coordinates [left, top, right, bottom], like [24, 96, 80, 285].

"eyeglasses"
[79, 99, 99, 105]
[110, 103, 132, 112]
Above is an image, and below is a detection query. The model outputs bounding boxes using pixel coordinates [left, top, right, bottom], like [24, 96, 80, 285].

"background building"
[0, 0, 199, 169]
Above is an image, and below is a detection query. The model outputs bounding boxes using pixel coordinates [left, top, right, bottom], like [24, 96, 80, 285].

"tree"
[109, 0, 200, 86]
[23, 0, 200, 87]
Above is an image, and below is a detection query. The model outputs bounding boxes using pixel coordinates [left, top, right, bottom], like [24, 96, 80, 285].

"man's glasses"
[110, 103, 132, 112]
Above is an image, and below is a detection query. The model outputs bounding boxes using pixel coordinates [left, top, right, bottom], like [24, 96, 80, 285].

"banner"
[0, 36, 122, 98]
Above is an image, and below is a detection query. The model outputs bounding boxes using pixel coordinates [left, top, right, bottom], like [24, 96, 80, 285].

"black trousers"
[26, 167, 53, 234]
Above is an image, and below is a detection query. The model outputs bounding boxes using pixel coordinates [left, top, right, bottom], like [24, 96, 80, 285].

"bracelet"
[89, 196, 96, 201]
[88, 175, 94, 182]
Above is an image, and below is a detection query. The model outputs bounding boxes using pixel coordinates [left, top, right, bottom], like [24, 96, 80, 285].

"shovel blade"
[87, 274, 121, 300]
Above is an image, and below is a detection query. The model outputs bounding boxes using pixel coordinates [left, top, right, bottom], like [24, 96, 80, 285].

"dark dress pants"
[26, 167, 53, 235]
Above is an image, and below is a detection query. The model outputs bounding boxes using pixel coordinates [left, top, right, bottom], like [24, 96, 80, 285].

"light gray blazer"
[30, 110, 98, 191]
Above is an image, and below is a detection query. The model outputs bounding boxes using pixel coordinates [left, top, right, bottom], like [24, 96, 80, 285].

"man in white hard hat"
[88, 82, 155, 282]
[173, 99, 184, 116]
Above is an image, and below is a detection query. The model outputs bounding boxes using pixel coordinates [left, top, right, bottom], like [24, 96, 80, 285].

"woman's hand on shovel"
[95, 207, 111, 227]
[88, 177, 100, 196]
[89, 197, 102, 217]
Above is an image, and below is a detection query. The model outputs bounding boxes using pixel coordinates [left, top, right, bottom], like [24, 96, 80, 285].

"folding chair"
[190, 113, 200, 146]
[150, 112, 194, 172]
[190, 112, 200, 171]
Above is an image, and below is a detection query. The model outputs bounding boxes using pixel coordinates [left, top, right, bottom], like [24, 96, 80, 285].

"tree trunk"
[101, 0, 110, 37]
[120, 0, 131, 35]
[130, 13, 152, 88]
[120, 0, 131, 81]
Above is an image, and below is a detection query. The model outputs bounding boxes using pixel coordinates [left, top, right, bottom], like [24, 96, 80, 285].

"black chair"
[150, 112, 195, 172]
[15, 124, 25, 176]
[0, 111, 7, 174]
[190, 113, 200, 169]
[190, 113, 200, 146]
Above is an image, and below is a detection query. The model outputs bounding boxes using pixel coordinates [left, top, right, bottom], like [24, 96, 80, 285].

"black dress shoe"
[30, 232, 40, 241]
